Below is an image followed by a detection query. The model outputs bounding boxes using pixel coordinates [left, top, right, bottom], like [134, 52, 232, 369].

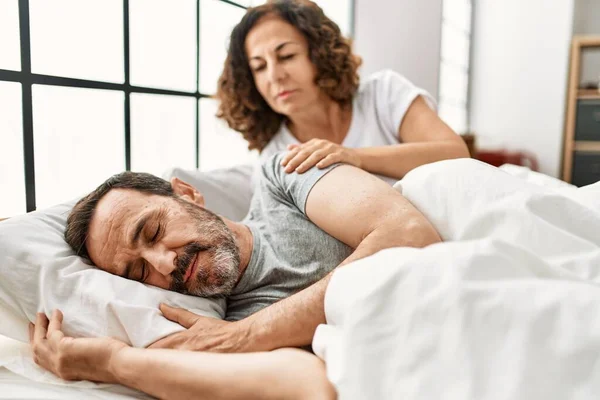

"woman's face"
[245, 15, 321, 116]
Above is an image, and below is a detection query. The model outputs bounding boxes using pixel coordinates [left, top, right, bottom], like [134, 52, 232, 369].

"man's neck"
[223, 219, 253, 281]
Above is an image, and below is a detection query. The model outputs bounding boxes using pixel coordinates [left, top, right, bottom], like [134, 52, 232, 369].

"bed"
[1, 159, 599, 399]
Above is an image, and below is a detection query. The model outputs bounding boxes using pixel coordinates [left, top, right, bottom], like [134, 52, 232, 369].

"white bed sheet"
[0, 335, 154, 399]
[313, 159, 600, 399]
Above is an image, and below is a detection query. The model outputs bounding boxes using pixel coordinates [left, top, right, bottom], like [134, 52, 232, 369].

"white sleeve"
[373, 69, 437, 140]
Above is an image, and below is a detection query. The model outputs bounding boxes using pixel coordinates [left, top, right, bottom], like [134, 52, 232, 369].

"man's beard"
[169, 200, 241, 297]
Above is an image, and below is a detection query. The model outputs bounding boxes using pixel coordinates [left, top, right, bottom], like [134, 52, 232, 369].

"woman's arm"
[281, 97, 469, 179]
[30, 311, 335, 400]
[355, 96, 470, 179]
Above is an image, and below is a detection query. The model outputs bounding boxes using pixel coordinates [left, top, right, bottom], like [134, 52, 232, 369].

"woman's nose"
[141, 247, 176, 277]
[267, 62, 286, 84]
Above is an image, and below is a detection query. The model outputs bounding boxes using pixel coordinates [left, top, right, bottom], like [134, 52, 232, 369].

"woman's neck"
[286, 96, 352, 145]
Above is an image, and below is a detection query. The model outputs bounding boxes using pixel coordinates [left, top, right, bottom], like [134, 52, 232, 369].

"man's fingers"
[147, 336, 172, 349]
[34, 313, 49, 342]
[28, 323, 34, 343]
[147, 331, 184, 349]
[47, 310, 63, 336]
[160, 304, 200, 329]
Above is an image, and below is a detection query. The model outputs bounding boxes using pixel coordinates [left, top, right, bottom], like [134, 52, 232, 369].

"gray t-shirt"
[225, 153, 353, 321]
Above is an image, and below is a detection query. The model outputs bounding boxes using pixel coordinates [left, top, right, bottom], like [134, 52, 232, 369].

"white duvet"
[313, 159, 600, 400]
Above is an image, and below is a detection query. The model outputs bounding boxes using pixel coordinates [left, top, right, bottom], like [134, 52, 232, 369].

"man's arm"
[30, 311, 335, 400]
[239, 164, 441, 351]
[151, 164, 441, 352]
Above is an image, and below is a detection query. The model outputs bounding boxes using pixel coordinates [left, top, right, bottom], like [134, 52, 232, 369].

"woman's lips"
[277, 90, 296, 100]
[184, 253, 198, 284]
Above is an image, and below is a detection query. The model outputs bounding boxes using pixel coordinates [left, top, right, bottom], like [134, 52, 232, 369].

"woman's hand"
[29, 310, 128, 383]
[281, 139, 361, 173]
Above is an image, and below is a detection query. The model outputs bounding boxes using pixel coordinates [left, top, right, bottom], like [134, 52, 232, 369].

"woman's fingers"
[281, 146, 301, 167]
[295, 150, 328, 173]
[284, 144, 323, 172]
[316, 153, 340, 169]
[284, 151, 312, 172]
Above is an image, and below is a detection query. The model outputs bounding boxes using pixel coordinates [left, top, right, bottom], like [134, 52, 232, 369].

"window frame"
[0, 0, 355, 212]
[437, 0, 474, 135]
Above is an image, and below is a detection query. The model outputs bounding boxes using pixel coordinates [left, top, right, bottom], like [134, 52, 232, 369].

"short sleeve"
[252, 125, 297, 188]
[372, 69, 437, 138]
[258, 152, 342, 214]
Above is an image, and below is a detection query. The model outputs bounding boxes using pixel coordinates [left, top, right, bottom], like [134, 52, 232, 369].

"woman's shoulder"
[359, 69, 414, 94]
[355, 69, 435, 110]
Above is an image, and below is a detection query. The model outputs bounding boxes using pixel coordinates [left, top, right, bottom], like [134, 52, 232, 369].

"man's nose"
[140, 246, 176, 277]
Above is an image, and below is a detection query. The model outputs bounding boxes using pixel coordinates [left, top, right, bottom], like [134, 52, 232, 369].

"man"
[29, 154, 440, 398]
[63, 153, 441, 353]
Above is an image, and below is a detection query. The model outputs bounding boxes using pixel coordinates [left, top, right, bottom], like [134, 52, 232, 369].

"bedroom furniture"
[562, 35, 600, 186]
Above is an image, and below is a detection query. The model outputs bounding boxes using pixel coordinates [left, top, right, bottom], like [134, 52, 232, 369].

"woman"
[217, 0, 469, 184]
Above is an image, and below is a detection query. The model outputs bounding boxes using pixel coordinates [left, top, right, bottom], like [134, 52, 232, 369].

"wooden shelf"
[574, 141, 600, 152]
[562, 36, 600, 182]
[574, 35, 600, 47]
[577, 89, 600, 100]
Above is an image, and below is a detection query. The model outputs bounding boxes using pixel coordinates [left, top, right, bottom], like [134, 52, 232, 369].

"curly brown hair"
[216, 0, 362, 152]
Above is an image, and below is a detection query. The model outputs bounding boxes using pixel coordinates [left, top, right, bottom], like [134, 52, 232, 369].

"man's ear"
[170, 177, 205, 207]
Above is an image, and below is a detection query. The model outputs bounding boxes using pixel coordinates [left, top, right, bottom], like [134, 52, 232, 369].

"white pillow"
[0, 170, 254, 347]
[162, 163, 255, 222]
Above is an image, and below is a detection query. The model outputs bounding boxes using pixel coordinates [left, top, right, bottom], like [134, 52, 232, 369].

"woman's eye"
[280, 54, 295, 61]
[252, 65, 266, 72]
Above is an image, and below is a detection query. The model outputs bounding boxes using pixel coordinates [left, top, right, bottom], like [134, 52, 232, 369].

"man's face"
[86, 188, 240, 297]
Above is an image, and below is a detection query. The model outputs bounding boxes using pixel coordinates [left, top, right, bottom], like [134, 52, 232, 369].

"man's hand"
[29, 310, 128, 383]
[148, 304, 252, 353]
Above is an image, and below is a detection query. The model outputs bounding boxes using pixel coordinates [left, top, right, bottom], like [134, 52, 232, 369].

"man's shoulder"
[255, 152, 345, 214]
[257, 151, 287, 186]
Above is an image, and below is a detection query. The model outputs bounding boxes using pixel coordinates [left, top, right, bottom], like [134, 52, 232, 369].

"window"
[438, 0, 472, 134]
[0, 0, 354, 216]
[0, 0, 21, 71]
[313, 0, 353, 37]
[0, 82, 26, 216]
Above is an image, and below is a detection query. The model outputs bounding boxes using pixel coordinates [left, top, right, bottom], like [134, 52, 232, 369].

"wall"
[352, 0, 443, 98]
[469, 0, 574, 177]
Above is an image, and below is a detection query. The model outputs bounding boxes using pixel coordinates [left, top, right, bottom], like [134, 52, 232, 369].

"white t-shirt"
[259, 69, 436, 185]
